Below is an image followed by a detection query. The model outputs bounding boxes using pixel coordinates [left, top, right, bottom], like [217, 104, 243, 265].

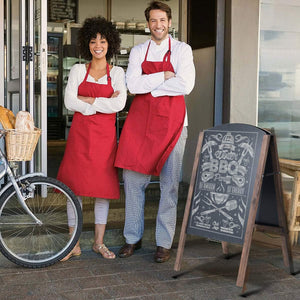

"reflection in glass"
[10, 0, 20, 80]
[258, 1, 300, 159]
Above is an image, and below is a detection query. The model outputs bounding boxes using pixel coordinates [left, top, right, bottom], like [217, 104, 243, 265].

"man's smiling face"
[147, 9, 171, 44]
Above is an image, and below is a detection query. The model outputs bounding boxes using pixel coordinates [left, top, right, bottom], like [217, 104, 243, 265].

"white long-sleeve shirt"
[64, 64, 127, 115]
[126, 35, 195, 126]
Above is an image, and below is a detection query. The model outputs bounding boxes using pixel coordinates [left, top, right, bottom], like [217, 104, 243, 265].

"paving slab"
[0, 238, 299, 299]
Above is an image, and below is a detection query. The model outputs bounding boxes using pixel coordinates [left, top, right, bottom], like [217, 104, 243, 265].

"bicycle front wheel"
[0, 176, 82, 268]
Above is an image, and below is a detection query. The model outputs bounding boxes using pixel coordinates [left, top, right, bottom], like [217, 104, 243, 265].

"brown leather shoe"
[154, 246, 171, 263]
[118, 240, 142, 258]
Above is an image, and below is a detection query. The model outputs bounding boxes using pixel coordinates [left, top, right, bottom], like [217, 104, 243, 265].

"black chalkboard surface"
[186, 123, 267, 244]
[175, 123, 294, 290]
[48, 0, 78, 22]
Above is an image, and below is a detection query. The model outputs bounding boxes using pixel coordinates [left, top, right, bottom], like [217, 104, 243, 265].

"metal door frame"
[0, 0, 4, 105]
[39, 0, 48, 176]
[0, 0, 47, 175]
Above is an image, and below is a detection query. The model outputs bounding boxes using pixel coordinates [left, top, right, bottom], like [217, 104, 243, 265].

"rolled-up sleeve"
[126, 46, 165, 94]
[151, 44, 195, 97]
[64, 65, 96, 115]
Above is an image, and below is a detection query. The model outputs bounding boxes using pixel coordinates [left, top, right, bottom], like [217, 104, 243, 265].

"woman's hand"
[111, 91, 120, 98]
[77, 91, 119, 105]
[78, 95, 95, 104]
[164, 71, 175, 81]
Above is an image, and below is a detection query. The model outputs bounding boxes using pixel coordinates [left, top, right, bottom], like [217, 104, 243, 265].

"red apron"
[57, 63, 120, 199]
[115, 38, 185, 176]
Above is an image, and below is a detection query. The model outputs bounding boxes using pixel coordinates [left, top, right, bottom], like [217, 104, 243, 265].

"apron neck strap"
[163, 37, 171, 63]
[83, 63, 92, 82]
[84, 62, 111, 83]
[144, 37, 172, 62]
[106, 63, 111, 82]
[144, 40, 151, 61]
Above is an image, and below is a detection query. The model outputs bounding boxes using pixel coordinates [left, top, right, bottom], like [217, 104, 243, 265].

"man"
[115, 1, 195, 263]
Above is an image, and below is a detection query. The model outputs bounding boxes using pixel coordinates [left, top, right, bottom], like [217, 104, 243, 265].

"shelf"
[117, 28, 178, 38]
[117, 28, 150, 35]
[48, 68, 59, 74]
[48, 52, 59, 56]
[116, 53, 129, 57]
[63, 65, 77, 71]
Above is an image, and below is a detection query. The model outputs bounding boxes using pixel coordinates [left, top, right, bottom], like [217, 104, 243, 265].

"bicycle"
[0, 130, 82, 268]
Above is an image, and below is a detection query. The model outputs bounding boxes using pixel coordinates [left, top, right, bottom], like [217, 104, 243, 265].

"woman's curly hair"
[77, 16, 121, 61]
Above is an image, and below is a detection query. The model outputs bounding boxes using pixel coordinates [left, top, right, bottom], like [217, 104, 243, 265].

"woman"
[57, 16, 126, 260]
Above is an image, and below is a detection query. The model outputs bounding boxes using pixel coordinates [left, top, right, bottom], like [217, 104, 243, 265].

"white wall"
[78, 0, 179, 30]
[182, 47, 215, 182]
[78, 0, 107, 23]
[229, 0, 260, 125]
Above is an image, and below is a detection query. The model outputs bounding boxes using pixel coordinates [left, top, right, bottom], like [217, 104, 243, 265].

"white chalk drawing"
[189, 130, 258, 240]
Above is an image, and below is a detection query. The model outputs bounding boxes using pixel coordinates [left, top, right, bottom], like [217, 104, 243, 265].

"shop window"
[258, 0, 300, 159]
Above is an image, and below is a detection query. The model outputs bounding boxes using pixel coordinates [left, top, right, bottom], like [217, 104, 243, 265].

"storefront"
[1, 0, 300, 183]
[0, 0, 220, 178]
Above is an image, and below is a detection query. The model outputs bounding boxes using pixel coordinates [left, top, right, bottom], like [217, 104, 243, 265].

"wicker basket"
[5, 128, 41, 161]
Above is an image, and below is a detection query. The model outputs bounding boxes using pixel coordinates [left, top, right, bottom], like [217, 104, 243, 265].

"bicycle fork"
[7, 167, 43, 226]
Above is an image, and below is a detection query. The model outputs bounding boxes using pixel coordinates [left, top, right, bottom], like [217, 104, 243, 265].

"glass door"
[0, 0, 48, 174]
[47, 32, 64, 140]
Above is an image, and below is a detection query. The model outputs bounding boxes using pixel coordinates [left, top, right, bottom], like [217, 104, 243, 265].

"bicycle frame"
[0, 143, 45, 225]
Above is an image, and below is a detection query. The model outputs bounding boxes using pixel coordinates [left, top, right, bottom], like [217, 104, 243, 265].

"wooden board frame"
[174, 129, 294, 291]
[174, 132, 204, 270]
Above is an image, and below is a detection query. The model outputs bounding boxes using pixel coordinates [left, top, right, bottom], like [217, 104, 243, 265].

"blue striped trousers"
[122, 126, 188, 249]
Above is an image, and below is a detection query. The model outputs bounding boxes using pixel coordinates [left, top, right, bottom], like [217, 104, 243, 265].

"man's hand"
[78, 95, 95, 104]
[164, 71, 175, 81]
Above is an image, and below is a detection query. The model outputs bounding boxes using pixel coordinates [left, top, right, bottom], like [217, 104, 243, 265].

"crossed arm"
[78, 90, 120, 105]
[126, 44, 195, 97]
[64, 65, 126, 115]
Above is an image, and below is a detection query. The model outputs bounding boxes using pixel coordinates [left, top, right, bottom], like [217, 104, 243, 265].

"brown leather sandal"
[93, 243, 116, 259]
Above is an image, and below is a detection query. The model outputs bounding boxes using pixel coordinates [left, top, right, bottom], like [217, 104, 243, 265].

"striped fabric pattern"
[123, 127, 188, 248]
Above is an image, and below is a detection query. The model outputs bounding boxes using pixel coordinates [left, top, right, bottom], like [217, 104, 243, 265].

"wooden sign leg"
[174, 210, 188, 271]
[236, 217, 255, 287]
[270, 135, 294, 274]
[236, 135, 270, 287]
[221, 241, 229, 255]
[280, 234, 294, 273]
[174, 132, 204, 271]
[241, 267, 249, 294]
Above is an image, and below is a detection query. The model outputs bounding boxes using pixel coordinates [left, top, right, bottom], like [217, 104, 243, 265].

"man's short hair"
[144, 1, 172, 22]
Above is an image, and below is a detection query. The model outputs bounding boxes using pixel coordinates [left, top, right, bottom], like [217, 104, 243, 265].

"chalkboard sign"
[48, 0, 78, 22]
[174, 123, 294, 290]
[186, 123, 266, 244]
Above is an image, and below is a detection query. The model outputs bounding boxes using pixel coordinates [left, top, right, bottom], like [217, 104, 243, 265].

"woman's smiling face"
[89, 33, 108, 60]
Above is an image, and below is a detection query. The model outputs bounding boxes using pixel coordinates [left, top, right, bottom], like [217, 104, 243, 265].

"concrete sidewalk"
[0, 238, 299, 300]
